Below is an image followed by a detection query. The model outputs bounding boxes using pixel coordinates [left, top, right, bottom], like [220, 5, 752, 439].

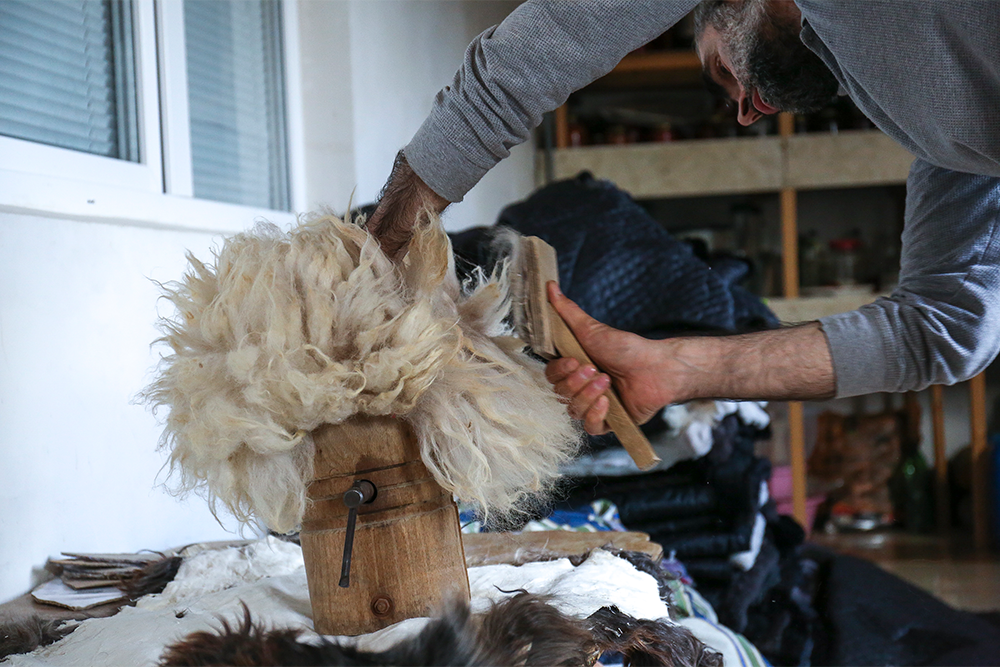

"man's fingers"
[564, 373, 609, 419]
[584, 395, 610, 435]
[545, 357, 580, 384]
[547, 282, 596, 337]
[553, 366, 600, 406]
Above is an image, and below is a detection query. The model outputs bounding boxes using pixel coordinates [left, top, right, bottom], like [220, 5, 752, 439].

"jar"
[606, 125, 630, 145]
[819, 107, 839, 135]
[798, 231, 827, 288]
[652, 122, 675, 142]
[828, 238, 862, 286]
[567, 117, 588, 147]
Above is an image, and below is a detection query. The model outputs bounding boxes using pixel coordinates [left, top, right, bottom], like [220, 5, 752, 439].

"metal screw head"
[371, 595, 393, 617]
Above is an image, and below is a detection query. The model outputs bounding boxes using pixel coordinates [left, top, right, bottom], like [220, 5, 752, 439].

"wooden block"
[302, 417, 470, 636]
[463, 531, 662, 567]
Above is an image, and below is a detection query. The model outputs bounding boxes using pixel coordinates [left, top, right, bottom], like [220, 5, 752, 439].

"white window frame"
[0, 0, 162, 193]
[0, 0, 304, 232]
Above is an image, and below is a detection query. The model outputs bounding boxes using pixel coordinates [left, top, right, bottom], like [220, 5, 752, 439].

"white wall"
[0, 213, 247, 603]
[0, 0, 539, 604]
[296, 0, 357, 212]
[344, 0, 533, 232]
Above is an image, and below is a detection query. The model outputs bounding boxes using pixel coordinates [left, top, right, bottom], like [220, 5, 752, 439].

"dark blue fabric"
[494, 173, 779, 336]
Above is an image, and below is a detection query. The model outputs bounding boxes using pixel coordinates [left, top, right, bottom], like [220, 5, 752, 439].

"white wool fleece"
[145, 214, 581, 533]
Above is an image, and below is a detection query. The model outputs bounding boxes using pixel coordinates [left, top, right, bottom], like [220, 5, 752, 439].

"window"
[0, 0, 139, 161]
[184, 0, 290, 211]
[0, 0, 299, 223]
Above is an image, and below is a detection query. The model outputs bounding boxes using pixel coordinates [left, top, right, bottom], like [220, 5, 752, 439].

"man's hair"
[693, 0, 741, 102]
[692, 0, 736, 41]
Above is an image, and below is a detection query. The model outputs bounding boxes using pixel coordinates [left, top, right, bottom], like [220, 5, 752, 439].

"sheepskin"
[145, 214, 580, 532]
[159, 595, 722, 667]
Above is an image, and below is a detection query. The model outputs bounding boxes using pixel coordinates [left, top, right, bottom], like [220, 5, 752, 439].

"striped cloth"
[459, 499, 625, 534]
[461, 499, 770, 666]
[668, 578, 770, 667]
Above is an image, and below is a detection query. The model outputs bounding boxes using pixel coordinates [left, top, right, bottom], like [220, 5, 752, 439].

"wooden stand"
[300, 416, 470, 636]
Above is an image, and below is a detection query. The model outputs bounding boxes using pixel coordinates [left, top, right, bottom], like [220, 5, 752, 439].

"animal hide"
[116, 555, 183, 601]
[159, 594, 721, 667]
[0, 616, 72, 661]
[145, 214, 580, 532]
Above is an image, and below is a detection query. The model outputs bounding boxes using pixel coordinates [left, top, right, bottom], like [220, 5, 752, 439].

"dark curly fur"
[589, 606, 723, 667]
[0, 615, 73, 660]
[162, 599, 488, 666]
[117, 555, 184, 600]
[160, 594, 723, 667]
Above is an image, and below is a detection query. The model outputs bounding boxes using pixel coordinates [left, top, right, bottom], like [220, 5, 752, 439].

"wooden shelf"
[539, 130, 913, 199]
[786, 132, 915, 190]
[540, 134, 782, 198]
[766, 289, 886, 323]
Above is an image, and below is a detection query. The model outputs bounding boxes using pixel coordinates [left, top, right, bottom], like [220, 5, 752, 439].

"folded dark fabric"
[681, 557, 740, 582]
[622, 458, 772, 533]
[628, 514, 726, 537]
[760, 504, 807, 555]
[675, 415, 764, 488]
[651, 525, 758, 560]
[561, 470, 715, 516]
[805, 546, 1000, 667]
[612, 485, 720, 524]
[742, 549, 819, 667]
[495, 173, 779, 336]
[695, 539, 782, 634]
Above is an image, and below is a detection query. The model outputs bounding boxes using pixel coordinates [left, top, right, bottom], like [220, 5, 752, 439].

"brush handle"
[550, 315, 661, 470]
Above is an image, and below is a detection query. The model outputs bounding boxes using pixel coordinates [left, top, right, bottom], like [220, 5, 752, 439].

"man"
[368, 0, 1000, 436]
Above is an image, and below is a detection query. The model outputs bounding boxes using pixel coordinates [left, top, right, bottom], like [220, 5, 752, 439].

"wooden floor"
[810, 530, 1000, 612]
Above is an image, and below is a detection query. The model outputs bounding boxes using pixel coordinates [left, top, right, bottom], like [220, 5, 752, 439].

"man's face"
[696, 0, 840, 126]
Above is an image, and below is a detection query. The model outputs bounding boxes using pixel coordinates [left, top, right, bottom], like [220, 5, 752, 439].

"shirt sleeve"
[820, 159, 1000, 397]
[404, 0, 700, 202]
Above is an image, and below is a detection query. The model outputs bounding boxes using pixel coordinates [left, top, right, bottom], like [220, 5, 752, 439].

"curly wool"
[145, 214, 580, 533]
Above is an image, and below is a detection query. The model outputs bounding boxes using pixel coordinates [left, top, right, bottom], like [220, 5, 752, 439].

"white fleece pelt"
[145, 214, 581, 533]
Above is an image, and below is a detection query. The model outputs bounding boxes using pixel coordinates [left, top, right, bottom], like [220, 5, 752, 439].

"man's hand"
[544, 282, 837, 435]
[366, 151, 449, 261]
[544, 282, 674, 434]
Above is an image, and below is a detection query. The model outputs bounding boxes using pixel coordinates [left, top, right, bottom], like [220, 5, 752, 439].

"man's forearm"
[662, 323, 836, 403]
[366, 151, 450, 261]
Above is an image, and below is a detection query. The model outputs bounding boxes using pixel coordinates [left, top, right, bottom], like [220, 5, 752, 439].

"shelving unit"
[541, 50, 992, 549]
[537, 129, 912, 198]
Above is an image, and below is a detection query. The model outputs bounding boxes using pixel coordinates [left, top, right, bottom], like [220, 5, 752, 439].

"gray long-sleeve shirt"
[404, 1, 1000, 397]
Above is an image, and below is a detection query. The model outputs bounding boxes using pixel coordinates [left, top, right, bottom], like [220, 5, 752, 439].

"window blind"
[184, 0, 289, 211]
[0, 0, 138, 161]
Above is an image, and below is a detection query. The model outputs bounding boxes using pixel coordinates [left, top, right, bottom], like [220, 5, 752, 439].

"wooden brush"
[511, 236, 660, 470]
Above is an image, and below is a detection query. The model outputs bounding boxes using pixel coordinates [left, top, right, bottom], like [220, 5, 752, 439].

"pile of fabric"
[1, 538, 736, 666]
[451, 171, 778, 454]
[451, 174, 818, 665]
[560, 415, 818, 666]
[455, 174, 1000, 666]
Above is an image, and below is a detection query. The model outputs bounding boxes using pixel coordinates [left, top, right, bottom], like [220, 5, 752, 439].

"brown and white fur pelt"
[0, 616, 73, 661]
[144, 214, 580, 533]
[159, 594, 721, 667]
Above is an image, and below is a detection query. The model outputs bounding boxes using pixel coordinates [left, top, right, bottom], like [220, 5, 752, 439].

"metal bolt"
[371, 595, 393, 617]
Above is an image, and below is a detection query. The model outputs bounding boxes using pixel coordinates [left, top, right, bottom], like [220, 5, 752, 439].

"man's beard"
[729, 1, 840, 114]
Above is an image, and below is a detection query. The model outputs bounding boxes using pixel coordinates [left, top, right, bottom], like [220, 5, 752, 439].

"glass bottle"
[828, 238, 861, 286]
[889, 442, 935, 533]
